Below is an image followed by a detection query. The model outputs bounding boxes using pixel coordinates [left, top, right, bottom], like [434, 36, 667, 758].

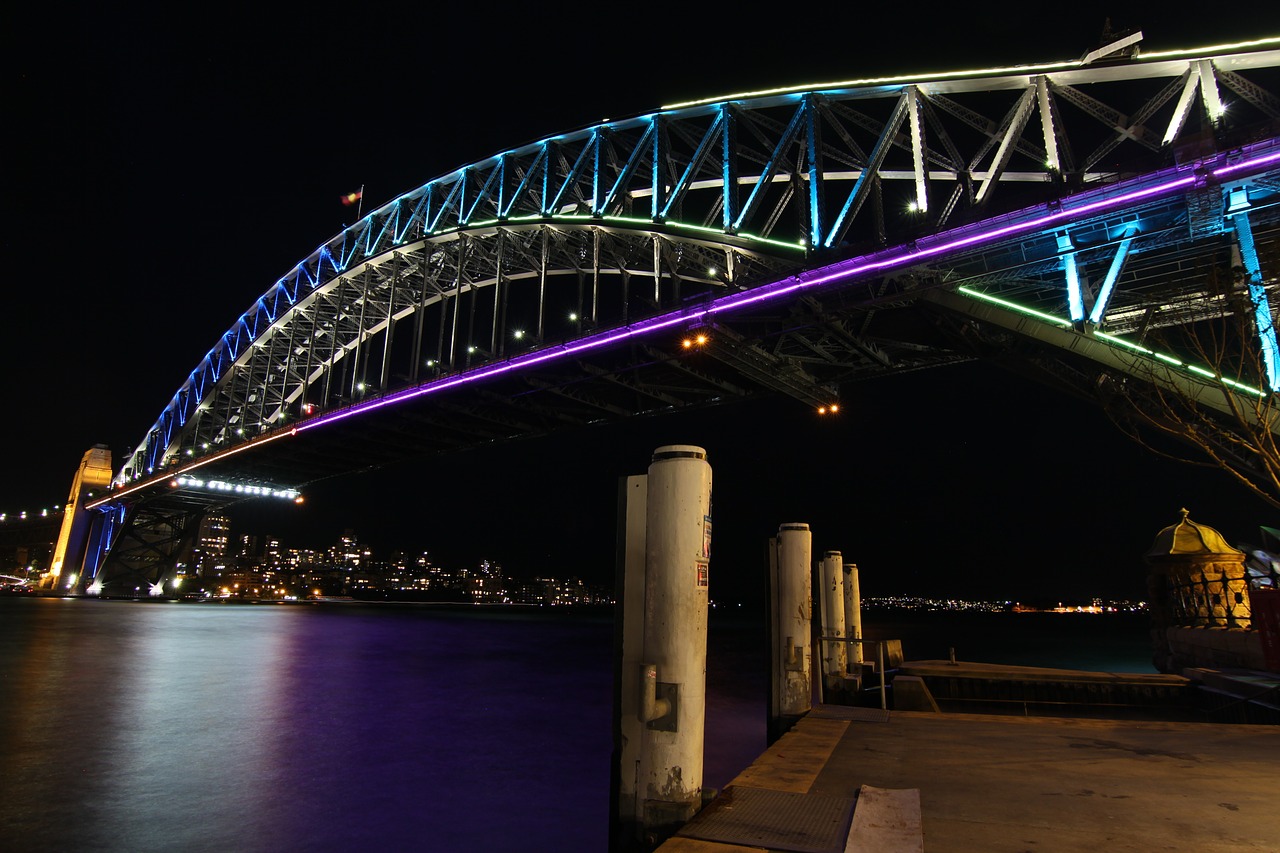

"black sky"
[6, 4, 1279, 602]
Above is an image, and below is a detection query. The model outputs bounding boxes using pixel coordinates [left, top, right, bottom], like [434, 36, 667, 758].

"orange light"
[817, 406, 827, 415]
[830, 403, 839, 413]
[682, 338, 694, 349]
[695, 334, 709, 345]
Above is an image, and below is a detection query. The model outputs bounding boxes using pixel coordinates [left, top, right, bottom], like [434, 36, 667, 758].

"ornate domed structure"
[1146, 508, 1245, 559]
[1144, 509, 1258, 673]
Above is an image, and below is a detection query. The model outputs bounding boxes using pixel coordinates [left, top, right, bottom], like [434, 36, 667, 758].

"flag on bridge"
[341, 189, 363, 206]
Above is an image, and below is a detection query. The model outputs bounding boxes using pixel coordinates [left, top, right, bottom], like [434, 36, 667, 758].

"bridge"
[43, 32, 1280, 595]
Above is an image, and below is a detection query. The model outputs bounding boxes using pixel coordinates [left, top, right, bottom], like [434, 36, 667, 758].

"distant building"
[191, 513, 230, 574]
[468, 559, 506, 602]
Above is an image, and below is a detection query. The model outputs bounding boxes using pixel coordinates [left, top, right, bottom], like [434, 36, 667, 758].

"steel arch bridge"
[62, 33, 1280, 595]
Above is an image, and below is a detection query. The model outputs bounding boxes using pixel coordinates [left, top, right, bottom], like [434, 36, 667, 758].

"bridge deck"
[661, 704, 1280, 852]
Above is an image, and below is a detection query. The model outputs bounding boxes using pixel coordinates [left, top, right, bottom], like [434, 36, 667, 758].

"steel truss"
[121, 36, 1280, 486]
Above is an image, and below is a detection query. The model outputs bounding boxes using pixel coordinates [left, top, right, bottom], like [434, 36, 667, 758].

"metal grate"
[677, 786, 855, 853]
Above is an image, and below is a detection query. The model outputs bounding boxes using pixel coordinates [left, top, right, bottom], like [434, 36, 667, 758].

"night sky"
[7, 5, 1279, 603]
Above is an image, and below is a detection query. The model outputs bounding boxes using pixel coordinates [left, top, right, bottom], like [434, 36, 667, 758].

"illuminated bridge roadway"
[56, 32, 1280, 595]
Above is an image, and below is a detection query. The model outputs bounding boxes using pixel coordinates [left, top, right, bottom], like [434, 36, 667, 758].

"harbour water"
[0, 598, 1152, 851]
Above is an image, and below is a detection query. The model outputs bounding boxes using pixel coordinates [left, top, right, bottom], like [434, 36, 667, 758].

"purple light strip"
[92, 135, 1276, 501]
[298, 311, 696, 430]
[298, 139, 1280, 433]
[1214, 148, 1280, 179]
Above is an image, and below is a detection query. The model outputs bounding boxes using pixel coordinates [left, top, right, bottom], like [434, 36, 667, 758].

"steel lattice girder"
[121, 37, 1280, 484]
[92, 501, 206, 594]
[133, 224, 796, 478]
[96, 144, 1280, 555]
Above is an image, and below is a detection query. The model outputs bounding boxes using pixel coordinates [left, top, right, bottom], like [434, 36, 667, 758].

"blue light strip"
[548, 139, 595, 217]
[116, 138, 1280, 496]
[427, 178, 464, 233]
[464, 164, 504, 225]
[82, 503, 127, 586]
[1060, 232, 1084, 323]
[506, 145, 540, 218]
[297, 143, 1280, 434]
[369, 204, 398, 254]
[591, 129, 601, 214]
[660, 112, 724, 222]
[822, 94, 909, 249]
[651, 116, 664, 220]
[339, 229, 360, 271]
[732, 101, 805, 233]
[1088, 224, 1139, 325]
[1232, 211, 1280, 390]
[600, 121, 655, 216]
[399, 194, 429, 242]
[806, 94, 824, 248]
[721, 105, 735, 231]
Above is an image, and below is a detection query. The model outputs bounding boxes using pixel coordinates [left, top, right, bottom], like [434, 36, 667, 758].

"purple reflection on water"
[0, 600, 766, 852]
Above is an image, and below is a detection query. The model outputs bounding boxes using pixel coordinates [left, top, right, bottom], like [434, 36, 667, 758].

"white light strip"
[174, 476, 300, 500]
[662, 36, 1280, 110]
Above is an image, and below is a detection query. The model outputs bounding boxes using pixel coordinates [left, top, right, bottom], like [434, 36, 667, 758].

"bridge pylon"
[40, 445, 113, 592]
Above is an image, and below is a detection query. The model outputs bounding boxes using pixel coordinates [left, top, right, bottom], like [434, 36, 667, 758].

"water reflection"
[0, 601, 626, 852]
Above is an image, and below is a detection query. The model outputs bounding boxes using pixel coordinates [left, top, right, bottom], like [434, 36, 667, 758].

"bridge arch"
[117, 36, 1280, 483]
[67, 36, 1280, 596]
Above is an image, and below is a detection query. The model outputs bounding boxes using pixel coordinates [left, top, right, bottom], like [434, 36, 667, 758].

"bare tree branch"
[1098, 251, 1280, 512]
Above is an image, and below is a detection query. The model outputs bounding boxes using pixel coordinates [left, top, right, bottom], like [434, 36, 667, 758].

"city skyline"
[2, 507, 1154, 611]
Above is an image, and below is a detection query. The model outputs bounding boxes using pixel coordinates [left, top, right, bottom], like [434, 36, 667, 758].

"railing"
[1200, 682, 1280, 724]
[816, 635, 893, 710]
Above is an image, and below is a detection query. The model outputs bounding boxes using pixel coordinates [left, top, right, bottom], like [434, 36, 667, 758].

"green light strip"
[957, 285, 1071, 328]
[428, 214, 806, 252]
[957, 286, 1267, 397]
[1093, 330, 1153, 355]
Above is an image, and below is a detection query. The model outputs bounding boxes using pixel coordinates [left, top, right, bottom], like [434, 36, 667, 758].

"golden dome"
[1145, 508, 1244, 557]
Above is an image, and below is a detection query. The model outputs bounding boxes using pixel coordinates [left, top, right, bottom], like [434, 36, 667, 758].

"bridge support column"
[42, 445, 113, 592]
[768, 523, 812, 742]
[612, 445, 712, 851]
